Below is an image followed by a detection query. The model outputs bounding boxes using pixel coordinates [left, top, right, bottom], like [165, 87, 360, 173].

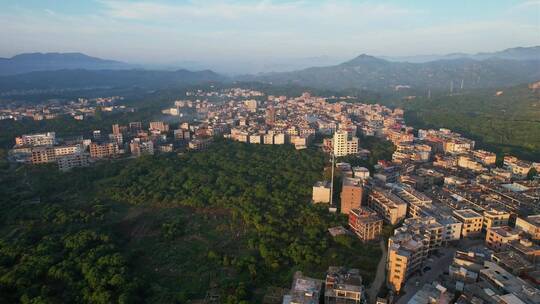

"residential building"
[15, 132, 56, 147]
[324, 267, 364, 304]
[449, 251, 485, 283]
[340, 177, 363, 215]
[57, 153, 89, 171]
[480, 261, 540, 304]
[282, 271, 323, 304]
[515, 215, 540, 240]
[31, 146, 56, 164]
[130, 139, 154, 157]
[407, 282, 453, 304]
[453, 209, 483, 238]
[348, 207, 383, 242]
[149, 121, 169, 133]
[53, 145, 82, 157]
[313, 181, 331, 204]
[485, 226, 521, 251]
[387, 230, 425, 293]
[387, 216, 445, 293]
[367, 188, 407, 225]
[333, 130, 358, 157]
[188, 138, 212, 150]
[482, 209, 510, 230]
[89, 142, 118, 159]
[352, 167, 370, 179]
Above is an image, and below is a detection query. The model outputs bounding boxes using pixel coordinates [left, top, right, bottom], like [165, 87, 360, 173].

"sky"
[0, 0, 539, 73]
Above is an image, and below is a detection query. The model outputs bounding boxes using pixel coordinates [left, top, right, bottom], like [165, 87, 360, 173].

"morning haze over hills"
[1, 46, 539, 92]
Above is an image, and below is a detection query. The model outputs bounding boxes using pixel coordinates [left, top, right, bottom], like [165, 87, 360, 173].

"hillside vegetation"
[0, 140, 381, 303]
[402, 84, 540, 160]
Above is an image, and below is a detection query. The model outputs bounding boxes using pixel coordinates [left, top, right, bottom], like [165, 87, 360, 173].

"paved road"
[367, 240, 387, 304]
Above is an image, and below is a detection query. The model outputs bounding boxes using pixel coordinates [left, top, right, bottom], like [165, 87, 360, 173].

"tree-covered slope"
[403, 84, 540, 160]
[0, 140, 381, 303]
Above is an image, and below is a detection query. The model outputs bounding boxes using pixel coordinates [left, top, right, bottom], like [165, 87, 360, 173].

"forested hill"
[401, 83, 540, 160]
[0, 140, 381, 303]
[243, 54, 540, 91]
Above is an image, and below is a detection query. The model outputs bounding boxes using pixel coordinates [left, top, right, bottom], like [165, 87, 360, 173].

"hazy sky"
[1, 0, 539, 65]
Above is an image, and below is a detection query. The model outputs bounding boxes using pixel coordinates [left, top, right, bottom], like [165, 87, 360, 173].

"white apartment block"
[333, 130, 358, 157]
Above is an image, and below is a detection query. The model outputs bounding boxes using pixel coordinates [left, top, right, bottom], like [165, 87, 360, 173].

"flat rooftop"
[454, 209, 483, 219]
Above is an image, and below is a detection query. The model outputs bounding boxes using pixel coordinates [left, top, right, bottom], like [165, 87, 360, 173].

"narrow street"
[367, 239, 387, 303]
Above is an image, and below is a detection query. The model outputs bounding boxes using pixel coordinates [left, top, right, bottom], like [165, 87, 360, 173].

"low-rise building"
[324, 267, 364, 304]
[348, 207, 383, 242]
[485, 226, 521, 252]
[313, 181, 331, 204]
[515, 215, 540, 240]
[282, 271, 323, 304]
[407, 282, 453, 304]
[453, 209, 483, 238]
[482, 209, 511, 230]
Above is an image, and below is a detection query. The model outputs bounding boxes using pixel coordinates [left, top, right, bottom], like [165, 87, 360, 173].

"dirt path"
[367, 239, 387, 303]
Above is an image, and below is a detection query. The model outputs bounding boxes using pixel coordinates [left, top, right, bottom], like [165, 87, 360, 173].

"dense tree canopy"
[0, 140, 381, 302]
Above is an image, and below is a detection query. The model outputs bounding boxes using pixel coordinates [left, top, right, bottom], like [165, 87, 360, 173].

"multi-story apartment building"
[515, 215, 540, 240]
[503, 156, 533, 178]
[57, 153, 89, 171]
[188, 138, 212, 150]
[348, 207, 383, 242]
[482, 209, 511, 230]
[387, 230, 426, 293]
[53, 145, 82, 157]
[31, 146, 56, 164]
[387, 216, 447, 293]
[453, 209, 483, 238]
[89, 142, 118, 159]
[324, 267, 365, 304]
[333, 130, 358, 157]
[15, 132, 56, 147]
[313, 181, 331, 204]
[340, 177, 363, 215]
[485, 226, 521, 252]
[149, 121, 169, 133]
[394, 186, 432, 218]
[274, 133, 286, 145]
[471, 150, 497, 166]
[367, 188, 407, 225]
[130, 139, 154, 157]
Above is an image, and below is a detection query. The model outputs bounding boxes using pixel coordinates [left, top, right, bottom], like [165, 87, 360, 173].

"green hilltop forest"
[0, 140, 382, 303]
[401, 83, 540, 161]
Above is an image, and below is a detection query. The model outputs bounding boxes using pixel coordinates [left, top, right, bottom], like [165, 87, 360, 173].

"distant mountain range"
[0, 46, 539, 93]
[0, 52, 135, 76]
[0, 69, 225, 92]
[244, 46, 540, 91]
[382, 46, 540, 63]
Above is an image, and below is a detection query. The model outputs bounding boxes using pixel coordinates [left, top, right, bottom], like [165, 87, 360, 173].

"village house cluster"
[307, 101, 539, 303]
[6, 89, 539, 303]
[0, 96, 130, 121]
